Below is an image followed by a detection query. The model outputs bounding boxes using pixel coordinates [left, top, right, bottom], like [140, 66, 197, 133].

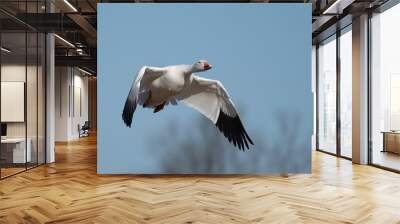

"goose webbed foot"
[153, 102, 165, 113]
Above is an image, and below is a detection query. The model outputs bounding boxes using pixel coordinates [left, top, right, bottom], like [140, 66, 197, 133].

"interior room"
[0, 0, 400, 223]
[0, 0, 96, 179]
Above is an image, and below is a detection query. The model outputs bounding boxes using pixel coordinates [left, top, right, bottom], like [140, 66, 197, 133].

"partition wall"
[0, 1, 46, 179]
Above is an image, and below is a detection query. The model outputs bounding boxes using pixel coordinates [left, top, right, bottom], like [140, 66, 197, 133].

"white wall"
[1, 63, 46, 164]
[1, 65, 41, 137]
[55, 67, 89, 141]
[55, 66, 69, 141]
[1, 65, 28, 141]
[71, 73, 89, 138]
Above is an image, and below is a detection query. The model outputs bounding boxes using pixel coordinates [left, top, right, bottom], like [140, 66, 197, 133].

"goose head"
[192, 60, 212, 73]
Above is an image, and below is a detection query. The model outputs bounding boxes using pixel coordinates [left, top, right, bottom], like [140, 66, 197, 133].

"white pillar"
[46, 1, 55, 163]
[46, 33, 55, 163]
[352, 14, 369, 164]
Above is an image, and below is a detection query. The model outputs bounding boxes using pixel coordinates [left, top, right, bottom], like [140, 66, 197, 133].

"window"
[317, 35, 337, 154]
[371, 3, 400, 171]
[316, 26, 353, 159]
[339, 27, 352, 158]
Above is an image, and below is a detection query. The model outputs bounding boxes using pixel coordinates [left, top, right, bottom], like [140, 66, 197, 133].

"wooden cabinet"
[382, 132, 400, 154]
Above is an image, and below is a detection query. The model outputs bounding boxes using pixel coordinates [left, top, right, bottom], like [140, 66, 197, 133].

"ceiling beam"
[323, 0, 356, 14]
[55, 55, 96, 72]
[67, 13, 97, 45]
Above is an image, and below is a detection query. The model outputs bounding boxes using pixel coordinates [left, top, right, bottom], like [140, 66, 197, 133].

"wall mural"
[98, 4, 312, 174]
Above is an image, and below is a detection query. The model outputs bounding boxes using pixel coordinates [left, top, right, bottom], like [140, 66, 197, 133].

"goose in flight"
[122, 60, 254, 150]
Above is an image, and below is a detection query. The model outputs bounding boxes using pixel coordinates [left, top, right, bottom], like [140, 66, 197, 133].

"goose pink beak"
[204, 62, 212, 70]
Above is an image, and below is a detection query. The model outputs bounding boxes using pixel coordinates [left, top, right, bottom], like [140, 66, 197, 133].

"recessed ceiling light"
[54, 34, 75, 48]
[1, 47, 11, 53]
[78, 67, 93, 76]
[63, 0, 78, 12]
[323, 0, 353, 15]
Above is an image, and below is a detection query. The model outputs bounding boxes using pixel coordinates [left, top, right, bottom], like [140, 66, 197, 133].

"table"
[1, 138, 31, 163]
[381, 131, 400, 154]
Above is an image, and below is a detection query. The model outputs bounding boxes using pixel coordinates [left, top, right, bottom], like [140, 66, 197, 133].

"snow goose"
[122, 60, 254, 150]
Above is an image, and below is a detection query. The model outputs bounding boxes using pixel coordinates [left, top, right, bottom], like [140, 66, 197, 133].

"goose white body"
[145, 65, 191, 107]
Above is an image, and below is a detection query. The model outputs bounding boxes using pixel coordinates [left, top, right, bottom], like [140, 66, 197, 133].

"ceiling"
[0, 0, 392, 74]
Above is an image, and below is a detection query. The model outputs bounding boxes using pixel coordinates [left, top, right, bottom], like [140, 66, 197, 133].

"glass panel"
[1, 31, 27, 177]
[318, 35, 337, 154]
[26, 0, 39, 169]
[38, 32, 45, 165]
[371, 4, 400, 171]
[27, 31, 38, 169]
[312, 46, 317, 150]
[340, 28, 352, 158]
[0, 1, 46, 179]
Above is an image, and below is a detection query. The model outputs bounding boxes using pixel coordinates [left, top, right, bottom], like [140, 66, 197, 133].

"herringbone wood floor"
[1, 134, 400, 224]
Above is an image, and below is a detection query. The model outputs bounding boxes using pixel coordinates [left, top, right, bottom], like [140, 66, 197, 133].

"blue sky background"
[98, 4, 312, 174]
